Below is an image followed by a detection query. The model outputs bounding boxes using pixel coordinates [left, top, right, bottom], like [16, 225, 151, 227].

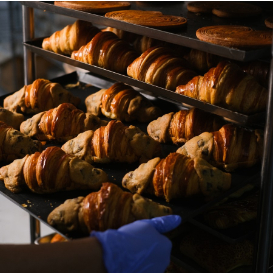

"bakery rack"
[0, 1, 271, 272]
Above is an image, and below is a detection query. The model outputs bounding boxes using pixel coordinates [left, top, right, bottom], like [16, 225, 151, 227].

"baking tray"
[23, 38, 266, 127]
[20, 1, 272, 62]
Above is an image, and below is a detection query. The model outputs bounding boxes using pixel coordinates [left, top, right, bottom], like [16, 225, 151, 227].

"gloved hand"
[90, 215, 181, 273]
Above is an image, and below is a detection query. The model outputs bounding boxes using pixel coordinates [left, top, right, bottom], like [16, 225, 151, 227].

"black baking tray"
[24, 38, 266, 126]
[20, 1, 272, 61]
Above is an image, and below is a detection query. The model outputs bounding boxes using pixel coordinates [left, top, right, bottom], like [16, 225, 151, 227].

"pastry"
[0, 107, 24, 130]
[0, 146, 108, 194]
[20, 103, 108, 143]
[4, 79, 80, 114]
[102, 27, 140, 44]
[147, 108, 224, 145]
[265, 17, 273, 29]
[122, 153, 231, 202]
[177, 124, 263, 172]
[61, 120, 161, 164]
[85, 82, 162, 122]
[47, 182, 172, 234]
[50, 233, 68, 243]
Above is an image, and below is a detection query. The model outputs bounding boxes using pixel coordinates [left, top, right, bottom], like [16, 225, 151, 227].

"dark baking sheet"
[20, 1, 272, 61]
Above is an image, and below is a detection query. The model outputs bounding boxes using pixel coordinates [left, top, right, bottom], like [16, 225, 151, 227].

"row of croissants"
[41, 19, 269, 115]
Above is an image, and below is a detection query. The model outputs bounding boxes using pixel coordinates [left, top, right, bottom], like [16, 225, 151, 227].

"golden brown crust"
[4, 79, 80, 114]
[0, 107, 24, 130]
[50, 233, 68, 243]
[265, 17, 273, 29]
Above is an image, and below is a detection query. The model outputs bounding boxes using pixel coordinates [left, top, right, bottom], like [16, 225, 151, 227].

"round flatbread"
[105, 10, 187, 30]
[265, 17, 273, 29]
[187, 1, 225, 13]
[196, 25, 272, 49]
[54, 1, 131, 13]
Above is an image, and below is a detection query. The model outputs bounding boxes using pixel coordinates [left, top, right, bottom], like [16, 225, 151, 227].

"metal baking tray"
[20, 1, 272, 62]
[23, 38, 266, 127]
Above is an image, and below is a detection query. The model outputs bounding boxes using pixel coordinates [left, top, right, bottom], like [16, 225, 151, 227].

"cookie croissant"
[0, 146, 108, 194]
[122, 153, 231, 202]
[61, 120, 161, 164]
[47, 182, 172, 234]
[20, 103, 107, 142]
[4, 79, 80, 114]
[85, 82, 162, 122]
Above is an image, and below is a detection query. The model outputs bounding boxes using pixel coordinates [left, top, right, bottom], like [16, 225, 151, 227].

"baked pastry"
[47, 182, 172, 234]
[0, 121, 42, 163]
[42, 20, 101, 55]
[54, 1, 131, 13]
[102, 27, 140, 44]
[265, 17, 273, 29]
[176, 61, 267, 114]
[50, 233, 68, 243]
[177, 124, 263, 172]
[0, 107, 24, 130]
[105, 10, 187, 30]
[61, 120, 161, 164]
[4, 79, 80, 114]
[147, 108, 224, 145]
[71, 31, 139, 74]
[85, 82, 162, 122]
[122, 153, 231, 202]
[127, 47, 197, 91]
[20, 103, 108, 143]
[180, 229, 254, 273]
[0, 146, 108, 194]
[203, 191, 258, 229]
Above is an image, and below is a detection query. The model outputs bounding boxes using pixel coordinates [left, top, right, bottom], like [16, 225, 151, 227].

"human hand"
[90, 215, 181, 273]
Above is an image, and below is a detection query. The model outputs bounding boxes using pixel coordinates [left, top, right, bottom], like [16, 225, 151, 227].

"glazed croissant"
[177, 124, 263, 172]
[47, 182, 172, 234]
[20, 103, 108, 143]
[147, 108, 224, 145]
[61, 120, 161, 164]
[4, 79, 80, 114]
[0, 107, 24, 130]
[122, 153, 231, 202]
[0, 146, 108, 194]
[176, 61, 267, 114]
[0, 121, 42, 163]
[71, 31, 139, 74]
[42, 20, 101, 55]
[102, 27, 139, 44]
[85, 82, 162, 122]
[127, 46, 197, 90]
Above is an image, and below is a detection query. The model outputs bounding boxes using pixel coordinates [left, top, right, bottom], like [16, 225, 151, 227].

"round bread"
[196, 25, 272, 49]
[265, 17, 273, 29]
[187, 1, 225, 13]
[54, 1, 131, 13]
[105, 10, 187, 30]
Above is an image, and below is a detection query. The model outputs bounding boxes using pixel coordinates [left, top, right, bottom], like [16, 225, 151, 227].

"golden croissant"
[0, 146, 108, 194]
[147, 108, 224, 145]
[102, 27, 139, 44]
[0, 121, 42, 163]
[47, 182, 172, 234]
[176, 61, 267, 114]
[127, 46, 197, 90]
[85, 82, 162, 122]
[0, 107, 24, 130]
[177, 124, 263, 172]
[4, 79, 80, 114]
[122, 153, 231, 202]
[20, 103, 108, 143]
[42, 20, 101, 55]
[71, 31, 139, 74]
[61, 120, 161, 164]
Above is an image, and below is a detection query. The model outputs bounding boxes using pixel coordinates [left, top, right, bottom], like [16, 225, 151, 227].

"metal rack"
[8, 1, 273, 272]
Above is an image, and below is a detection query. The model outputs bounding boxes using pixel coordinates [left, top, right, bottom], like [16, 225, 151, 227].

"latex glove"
[90, 215, 181, 273]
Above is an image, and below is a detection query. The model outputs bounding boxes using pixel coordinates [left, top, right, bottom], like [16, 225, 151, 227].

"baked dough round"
[265, 17, 273, 29]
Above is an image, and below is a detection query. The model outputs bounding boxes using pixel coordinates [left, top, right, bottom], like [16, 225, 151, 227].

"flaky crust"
[0, 107, 24, 130]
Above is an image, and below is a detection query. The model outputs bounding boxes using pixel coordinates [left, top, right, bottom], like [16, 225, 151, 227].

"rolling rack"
[1, 1, 272, 272]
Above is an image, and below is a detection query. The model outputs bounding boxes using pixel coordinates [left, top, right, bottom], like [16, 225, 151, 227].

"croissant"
[85, 82, 162, 122]
[0, 146, 108, 194]
[0, 121, 42, 163]
[0, 107, 24, 130]
[102, 27, 140, 44]
[147, 108, 224, 145]
[61, 120, 161, 164]
[42, 20, 101, 55]
[127, 46, 197, 90]
[4, 79, 80, 114]
[177, 124, 263, 172]
[71, 31, 139, 74]
[47, 182, 172, 234]
[20, 103, 108, 142]
[122, 153, 231, 202]
[176, 61, 267, 114]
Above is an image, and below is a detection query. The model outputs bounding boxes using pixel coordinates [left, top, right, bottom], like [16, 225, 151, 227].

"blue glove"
[90, 215, 181, 273]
